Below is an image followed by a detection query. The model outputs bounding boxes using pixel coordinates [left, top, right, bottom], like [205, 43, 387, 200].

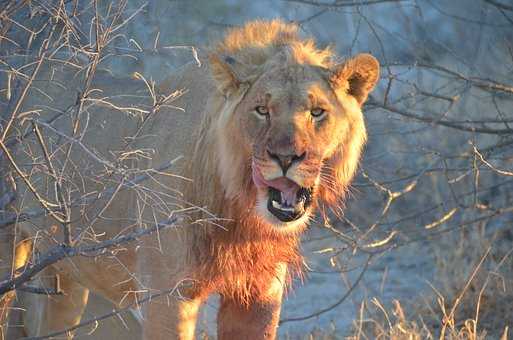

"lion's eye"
[310, 108, 326, 119]
[255, 106, 270, 116]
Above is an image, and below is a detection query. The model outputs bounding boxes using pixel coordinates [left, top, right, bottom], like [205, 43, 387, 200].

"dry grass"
[346, 299, 492, 340]
[431, 226, 513, 340]
[343, 224, 513, 340]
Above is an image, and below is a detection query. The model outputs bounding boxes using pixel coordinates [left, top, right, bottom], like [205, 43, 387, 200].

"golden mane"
[213, 19, 335, 68]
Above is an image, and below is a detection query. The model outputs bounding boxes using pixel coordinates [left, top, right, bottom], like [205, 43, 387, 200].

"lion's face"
[239, 65, 345, 227]
[211, 52, 379, 232]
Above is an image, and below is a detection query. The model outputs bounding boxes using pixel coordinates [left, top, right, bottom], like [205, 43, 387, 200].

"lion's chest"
[195, 233, 299, 303]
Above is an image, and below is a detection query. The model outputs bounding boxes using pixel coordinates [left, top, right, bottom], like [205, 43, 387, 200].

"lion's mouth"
[252, 163, 314, 222]
[267, 185, 313, 222]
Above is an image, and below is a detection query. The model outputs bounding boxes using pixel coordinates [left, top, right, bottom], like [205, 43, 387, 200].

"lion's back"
[12, 58, 214, 247]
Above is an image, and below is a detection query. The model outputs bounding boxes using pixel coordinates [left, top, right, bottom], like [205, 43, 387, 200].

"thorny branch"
[0, 215, 180, 296]
[0, 1, 190, 336]
[1, 0, 513, 336]
[24, 278, 195, 340]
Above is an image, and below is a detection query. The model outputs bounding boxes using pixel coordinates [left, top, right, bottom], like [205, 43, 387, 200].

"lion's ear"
[330, 53, 380, 105]
[209, 53, 254, 95]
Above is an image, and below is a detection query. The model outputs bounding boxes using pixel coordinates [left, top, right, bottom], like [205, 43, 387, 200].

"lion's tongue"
[267, 177, 300, 205]
[252, 166, 300, 205]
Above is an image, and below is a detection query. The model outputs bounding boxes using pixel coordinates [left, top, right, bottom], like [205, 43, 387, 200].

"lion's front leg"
[217, 264, 286, 340]
[142, 295, 202, 340]
[20, 270, 89, 339]
[217, 296, 283, 340]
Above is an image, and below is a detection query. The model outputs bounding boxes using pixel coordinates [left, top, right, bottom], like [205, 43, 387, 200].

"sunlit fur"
[185, 19, 378, 304]
[12, 19, 378, 339]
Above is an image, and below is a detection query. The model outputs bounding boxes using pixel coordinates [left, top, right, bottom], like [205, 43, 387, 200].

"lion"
[5, 19, 379, 339]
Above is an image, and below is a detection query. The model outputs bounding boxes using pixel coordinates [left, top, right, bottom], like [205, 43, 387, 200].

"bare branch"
[282, 0, 408, 8]
[0, 215, 179, 296]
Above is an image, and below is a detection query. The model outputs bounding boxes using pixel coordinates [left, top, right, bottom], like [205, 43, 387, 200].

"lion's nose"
[267, 150, 306, 174]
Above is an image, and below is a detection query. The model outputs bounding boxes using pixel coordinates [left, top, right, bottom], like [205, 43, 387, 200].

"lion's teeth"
[272, 200, 281, 209]
[272, 199, 295, 212]
[280, 191, 297, 206]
